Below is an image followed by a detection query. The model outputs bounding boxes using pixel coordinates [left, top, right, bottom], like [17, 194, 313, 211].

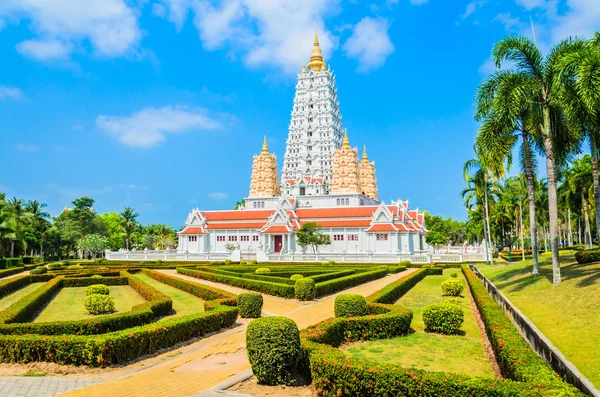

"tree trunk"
[519, 199, 525, 262]
[10, 241, 14, 257]
[567, 208, 573, 247]
[543, 127, 561, 284]
[126, 236, 130, 251]
[578, 218, 581, 245]
[484, 176, 492, 264]
[583, 194, 592, 249]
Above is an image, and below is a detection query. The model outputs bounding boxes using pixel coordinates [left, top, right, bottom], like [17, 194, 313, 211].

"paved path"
[3, 269, 415, 397]
[0, 377, 100, 397]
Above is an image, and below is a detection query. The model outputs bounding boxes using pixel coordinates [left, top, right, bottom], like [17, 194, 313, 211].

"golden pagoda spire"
[362, 145, 369, 163]
[307, 29, 326, 72]
[261, 136, 269, 154]
[302, 62, 307, 74]
[342, 130, 350, 149]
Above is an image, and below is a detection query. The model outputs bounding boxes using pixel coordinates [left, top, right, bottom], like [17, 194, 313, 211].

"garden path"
[47, 268, 417, 397]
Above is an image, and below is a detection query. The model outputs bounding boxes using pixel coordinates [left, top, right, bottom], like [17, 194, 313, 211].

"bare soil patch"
[227, 376, 316, 397]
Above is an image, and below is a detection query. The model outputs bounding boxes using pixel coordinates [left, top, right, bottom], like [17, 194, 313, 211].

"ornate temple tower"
[249, 137, 280, 198]
[330, 132, 360, 195]
[281, 30, 344, 196]
[358, 146, 378, 200]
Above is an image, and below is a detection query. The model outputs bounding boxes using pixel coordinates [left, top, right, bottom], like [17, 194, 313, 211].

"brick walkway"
[0, 377, 100, 397]
[8, 269, 415, 397]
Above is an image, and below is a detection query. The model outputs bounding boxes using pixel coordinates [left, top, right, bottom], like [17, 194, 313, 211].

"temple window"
[348, 234, 358, 241]
[228, 236, 238, 242]
[345, 198, 350, 205]
[336, 199, 340, 205]
[334, 234, 344, 241]
[376, 234, 388, 241]
[253, 235, 259, 241]
[217, 236, 225, 242]
[241, 236, 250, 242]
[188, 236, 197, 242]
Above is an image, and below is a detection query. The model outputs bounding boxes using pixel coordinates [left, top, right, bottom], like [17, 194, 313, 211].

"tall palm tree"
[25, 200, 51, 256]
[556, 31, 600, 244]
[119, 207, 139, 251]
[563, 156, 593, 248]
[493, 35, 585, 284]
[1, 198, 33, 257]
[475, 69, 542, 274]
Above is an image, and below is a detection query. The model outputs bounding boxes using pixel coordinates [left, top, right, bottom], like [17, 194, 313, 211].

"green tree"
[99, 212, 125, 251]
[563, 156, 593, 248]
[119, 207, 139, 250]
[233, 199, 246, 210]
[493, 35, 585, 284]
[25, 200, 51, 257]
[76, 234, 110, 259]
[425, 231, 446, 253]
[295, 222, 331, 253]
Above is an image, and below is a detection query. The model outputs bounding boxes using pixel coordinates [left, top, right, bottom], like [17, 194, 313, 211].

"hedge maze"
[0, 266, 238, 366]
[177, 264, 397, 300]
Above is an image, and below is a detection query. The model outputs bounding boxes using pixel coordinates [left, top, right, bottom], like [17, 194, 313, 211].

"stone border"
[192, 369, 254, 397]
[469, 264, 599, 397]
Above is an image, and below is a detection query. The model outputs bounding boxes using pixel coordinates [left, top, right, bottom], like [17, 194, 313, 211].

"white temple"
[176, 32, 428, 261]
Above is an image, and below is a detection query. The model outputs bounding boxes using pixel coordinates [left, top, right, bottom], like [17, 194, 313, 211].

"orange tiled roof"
[179, 226, 207, 235]
[206, 222, 266, 229]
[300, 220, 372, 228]
[366, 223, 399, 233]
[295, 207, 377, 218]
[261, 225, 291, 233]
[202, 210, 274, 221]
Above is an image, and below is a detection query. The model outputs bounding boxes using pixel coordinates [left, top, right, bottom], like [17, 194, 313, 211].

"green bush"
[84, 294, 115, 315]
[441, 278, 464, 296]
[47, 264, 62, 271]
[295, 278, 315, 301]
[91, 275, 103, 279]
[308, 270, 355, 283]
[575, 248, 600, 264]
[255, 268, 271, 274]
[387, 265, 406, 274]
[334, 294, 367, 317]
[22, 257, 35, 265]
[315, 268, 387, 297]
[30, 268, 45, 275]
[246, 317, 303, 385]
[85, 284, 110, 296]
[328, 260, 335, 265]
[321, 262, 328, 266]
[450, 272, 458, 278]
[251, 260, 258, 265]
[422, 302, 464, 334]
[0, 267, 25, 279]
[290, 274, 303, 280]
[224, 259, 232, 265]
[95, 258, 105, 264]
[237, 292, 263, 318]
[398, 260, 411, 267]
[34, 266, 47, 274]
[240, 260, 247, 265]
[67, 264, 83, 270]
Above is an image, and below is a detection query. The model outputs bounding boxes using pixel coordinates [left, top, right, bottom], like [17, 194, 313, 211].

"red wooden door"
[274, 235, 283, 253]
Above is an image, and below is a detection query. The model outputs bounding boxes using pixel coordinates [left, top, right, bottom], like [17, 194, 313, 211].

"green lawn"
[33, 286, 146, 322]
[478, 251, 600, 387]
[343, 269, 496, 378]
[133, 273, 204, 319]
[0, 282, 45, 311]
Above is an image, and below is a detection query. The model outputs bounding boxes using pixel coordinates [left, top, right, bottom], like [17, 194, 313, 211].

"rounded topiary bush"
[224, 259, 232, 265]
[246, 317, 303, 385]
[90, 275, 103, 279]
[422, 302, 464, 334]
[47, 263, 61, 271]
[450, 272, 458, 278]
[238, 292, 263, 318]
[255, 268, 271, 274]
[30, 268, 44, 275]
[294, 278, 315, 301]
[441, 278, 464, 296]
[34, 265, 48, 273]
[240, 260, 247, 265]
[67, 264, 83, 270]
[334, 294, 368, 318]
[321, 261, 328, 266]
[328, 260, 335, 265]
[85, 284, 110, 296]
[290, 274, 303, 280]
[251, 259, 258, 265]
[84, 294, 115, 315]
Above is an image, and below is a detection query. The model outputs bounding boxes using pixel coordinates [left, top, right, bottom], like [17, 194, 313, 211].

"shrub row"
[462, 265, 580, 393]
[0, 267, 25, 279]
[0, 258, 23, 269]
[386, 265, 407, 274]
[574, 248, 600, 264]
[314, 268, 388, 297]
[307, 270, 356, 283]
[366, 269, 428, 304]
[61, 276, 128, 287]
[196, 267, 296, 285]
[178, 268, 295, 298]
[0, 278, 62, 324]
[142, 269, 236, 304]
[0, 303, 238, 366]
[0, 275, 30, 299]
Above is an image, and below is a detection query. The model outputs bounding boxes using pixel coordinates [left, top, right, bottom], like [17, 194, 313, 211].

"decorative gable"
[371, 201, 393, 224]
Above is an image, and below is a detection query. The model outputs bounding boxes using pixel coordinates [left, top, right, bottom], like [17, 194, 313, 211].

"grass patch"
[0, 282, 45, 311]
[343, 269, 495, 378]
[134, 273, 204, 319]
[478, 251, 600, 387]
[33, 285, 146, 323]
[23, 370, 46, 377]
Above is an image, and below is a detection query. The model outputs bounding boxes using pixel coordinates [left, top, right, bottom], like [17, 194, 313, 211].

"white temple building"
[175, 32, 430, 262]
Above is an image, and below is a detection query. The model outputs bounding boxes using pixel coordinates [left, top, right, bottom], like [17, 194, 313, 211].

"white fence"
[105, 250, 489, 264]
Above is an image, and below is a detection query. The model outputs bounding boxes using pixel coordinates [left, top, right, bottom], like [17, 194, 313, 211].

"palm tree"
[563, 156, 594, 248]
[555, 31, 600, 244]
[475, 69, 542, 274]
[25, 200, 51, 256]
[119, 207, 139, 251]
[493, 35, 585, 284]
[1, 198, 34, 257]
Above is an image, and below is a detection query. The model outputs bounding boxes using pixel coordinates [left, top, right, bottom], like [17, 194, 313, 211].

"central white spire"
[281, 31, 344, 197]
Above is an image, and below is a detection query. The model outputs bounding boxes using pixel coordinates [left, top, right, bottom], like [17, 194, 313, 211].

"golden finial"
[342, 131, 350, 149]
[261, 136, 269, 154]
[307, 29, 326, 72]
[362, 145, 369, 163]
[302, 62, 307, 74]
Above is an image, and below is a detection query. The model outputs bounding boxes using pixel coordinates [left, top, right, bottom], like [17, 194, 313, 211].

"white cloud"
[152, 3, 167, 18]
[156, 0, 341, 75]
[343, 17, 394, 72]
[96, 105, 223, 148]
[0, 0, 141, 61]
[0, 85, 24, 100]
[478, 58, 496, 75]
[14, 144, 40, 152]
[461, 0, 486, 19]
[16, 39, 72, 61]
[156, 0, 194, 30]
[493, 13, 521, 31]
[516, 0, 547, 10]
[208, 192, 228, 200]
[551, 0, 600, 43]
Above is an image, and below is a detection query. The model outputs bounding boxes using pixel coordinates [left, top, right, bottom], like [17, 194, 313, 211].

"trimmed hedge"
[387, 265, 407, 274]
[85, 284, 110, 296]
[238, 292, 263, 318]
[307, 270, 356, 283]
[314, 268, 387, 297]
[462, 265, 580, 393]
[334, 294, 367, 317]
[0, 258, 23, 269]
[0, 267, 25, 279]
[255, 268, 271, 274]
[422, 302, 464, 334]
[85, 294, 115, 315]
[295, 278, 316, 301]
[290, 274, 303, 280]
[143, 269, 236, 304]
[246, 317, 304, 385]
[0, 275, 31, 299]
[574, 248, 600, 264]
[366, 269, 427, 304]
[178, 268, 295, 298]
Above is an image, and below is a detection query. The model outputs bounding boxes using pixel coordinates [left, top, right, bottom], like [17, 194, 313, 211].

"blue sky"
[1, 0, 599, 227]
